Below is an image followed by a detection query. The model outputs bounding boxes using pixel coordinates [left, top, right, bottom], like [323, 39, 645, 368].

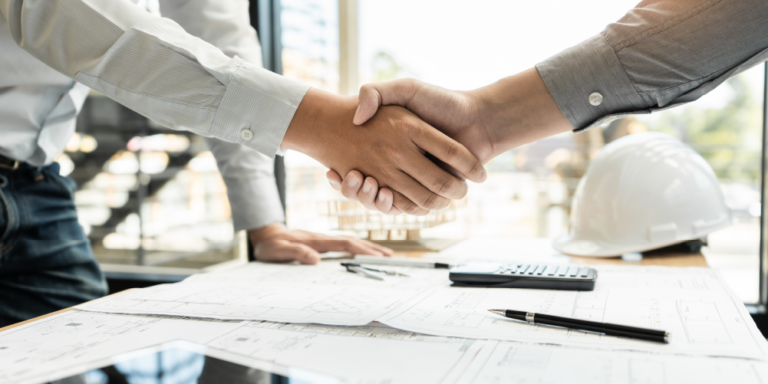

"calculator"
[449, 263, 597, 291]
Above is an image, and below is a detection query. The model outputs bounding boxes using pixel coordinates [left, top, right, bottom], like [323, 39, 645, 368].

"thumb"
[353, 84, 382, 125]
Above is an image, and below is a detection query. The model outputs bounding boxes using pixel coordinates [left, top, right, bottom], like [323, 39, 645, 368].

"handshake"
[280, 68, 574, 215]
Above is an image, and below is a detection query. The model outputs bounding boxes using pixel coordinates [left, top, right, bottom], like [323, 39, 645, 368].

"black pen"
[488, 309, 669, 343]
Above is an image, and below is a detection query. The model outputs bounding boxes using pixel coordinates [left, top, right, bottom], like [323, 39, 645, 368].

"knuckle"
[442, 141, 460, 162]
[398, 199, 420, 215]
[424, 193, 449, 210]
[469, 161, 484, 178]
[399, 116, 420, 134]
[433, 174, 455, 197]
[420, 193, 440, 211]
[403, 78, 420, 91]
[382, 143, 404, 163]
[403, 204, 422, 215]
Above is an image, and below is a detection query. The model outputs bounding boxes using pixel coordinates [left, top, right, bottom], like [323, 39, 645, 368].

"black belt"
[0, 154, 20, 171]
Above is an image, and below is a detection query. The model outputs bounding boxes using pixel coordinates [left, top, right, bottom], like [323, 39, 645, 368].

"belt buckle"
[0, 160, 19, 171]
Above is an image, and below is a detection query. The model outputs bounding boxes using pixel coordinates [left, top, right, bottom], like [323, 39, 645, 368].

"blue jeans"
[0, 163, 107, 327]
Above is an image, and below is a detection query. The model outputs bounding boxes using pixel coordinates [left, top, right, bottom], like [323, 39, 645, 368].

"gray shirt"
[536, 0, 768, 132]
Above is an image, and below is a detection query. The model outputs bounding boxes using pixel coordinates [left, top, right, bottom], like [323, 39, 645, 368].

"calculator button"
[578, 267, 590, 277]
[527, 265, 538, 275]
[518, 264, 530, 274]
[544, 265, 557, 276]
[556, 266, 568, 276]
[534, 265, 547, 275]
[567, 267, 579, 277]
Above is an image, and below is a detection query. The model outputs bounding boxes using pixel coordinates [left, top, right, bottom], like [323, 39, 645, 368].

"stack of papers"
[77, 262, 449, 325]
[4, 238, 768, 383]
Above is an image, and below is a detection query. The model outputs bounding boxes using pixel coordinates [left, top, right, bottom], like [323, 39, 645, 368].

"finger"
[375, 188, 395, 213]
[390, 169, 451, 211]
[340, 170, 364, 201]
[400, 149, 468, 200]
[354, 79, 421, 125]
[361, 239, 394, 256]
[326, 170, 343, 191]
[357, 177, 380, 211]
[411, 122, 487, 183]
[354, 85, 381, 125]
[339, 239, 388, 257]
[255, 240, 321, 264]
[391, 189, 429, 216]
[300, 238, 385, 257]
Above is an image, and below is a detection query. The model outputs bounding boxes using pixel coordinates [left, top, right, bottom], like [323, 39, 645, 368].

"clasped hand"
[281, 87, 487, 215]
[324, 69, 572, 214]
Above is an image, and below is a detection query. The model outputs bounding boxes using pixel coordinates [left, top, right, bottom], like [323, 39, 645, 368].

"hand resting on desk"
[248, 223, 392, 265]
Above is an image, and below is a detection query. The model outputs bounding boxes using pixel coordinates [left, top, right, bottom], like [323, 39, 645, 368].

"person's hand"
[355, 79, 496, 163]
[326, 79, 493, 214]
[248, 223, 393, 265]
[327, 69, 573, 214]
[281, 88, 487, 215]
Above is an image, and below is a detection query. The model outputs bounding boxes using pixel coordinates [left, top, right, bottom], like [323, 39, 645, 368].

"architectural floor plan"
[380, 266, 768, 359]
[77, 262, 449, 325]
[459, 341, 768, 384]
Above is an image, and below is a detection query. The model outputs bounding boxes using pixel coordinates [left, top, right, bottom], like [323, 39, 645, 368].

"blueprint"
[78, 261, 449, 325]
[459, 340, 768, 384]
[0, 311, 240, 384]
[380, 266, 768, 360]
[207, 321, 483, 384]
[0, 310, 481, 384]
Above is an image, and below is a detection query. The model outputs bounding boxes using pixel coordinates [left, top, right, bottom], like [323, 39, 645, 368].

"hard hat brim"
[552, 216, 736, 257]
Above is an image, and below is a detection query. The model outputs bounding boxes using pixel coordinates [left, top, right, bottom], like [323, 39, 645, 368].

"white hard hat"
[553, 132, 736, 257]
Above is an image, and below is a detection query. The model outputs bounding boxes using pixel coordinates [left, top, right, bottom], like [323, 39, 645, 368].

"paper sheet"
[0, 310, 481, 384]
[0, 311, 241, 384]
[207, 321, 483, 384]
[460, 340, 768, 384]
[380, 265, 768, 360]
[78, 261, 449, 325]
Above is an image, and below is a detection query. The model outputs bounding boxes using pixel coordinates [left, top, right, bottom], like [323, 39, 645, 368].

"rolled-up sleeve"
[536, 0, 768, 132]
[0, 0, 308, 157]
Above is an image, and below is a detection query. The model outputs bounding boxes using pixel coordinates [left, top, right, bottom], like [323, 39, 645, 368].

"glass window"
[280, 0, 346, 233]
[360, 0, 763, 302]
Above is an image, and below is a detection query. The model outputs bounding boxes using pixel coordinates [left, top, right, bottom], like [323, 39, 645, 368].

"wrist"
[248, 222, 287, 243]
[281, 88, 356, 159]
[473, 68, 573, 156]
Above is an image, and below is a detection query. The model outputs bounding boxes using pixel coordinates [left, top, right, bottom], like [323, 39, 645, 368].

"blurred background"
[63, 0, 764, 304]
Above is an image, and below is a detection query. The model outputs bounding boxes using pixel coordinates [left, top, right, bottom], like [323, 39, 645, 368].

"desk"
[401, 236, 708, 268]
[0, 240, 707, 334]
[401, 250, 708, 267]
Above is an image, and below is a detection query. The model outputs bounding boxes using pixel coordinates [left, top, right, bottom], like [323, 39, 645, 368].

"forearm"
[1, 0, 307, 157]
[471, 68, 573, 158]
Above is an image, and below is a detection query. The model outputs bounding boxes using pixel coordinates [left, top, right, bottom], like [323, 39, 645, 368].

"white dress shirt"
[0, 0, 306, 230]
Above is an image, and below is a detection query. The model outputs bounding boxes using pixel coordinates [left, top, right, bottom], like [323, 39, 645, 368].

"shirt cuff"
[211, 57, 310, 157]
[224, 174, 286, 232]
[535, 35, 648, 132]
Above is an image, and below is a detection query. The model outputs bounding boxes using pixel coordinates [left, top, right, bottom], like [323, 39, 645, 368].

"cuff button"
[240, 128, 254, 141]
[589, 92, 603, 106]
